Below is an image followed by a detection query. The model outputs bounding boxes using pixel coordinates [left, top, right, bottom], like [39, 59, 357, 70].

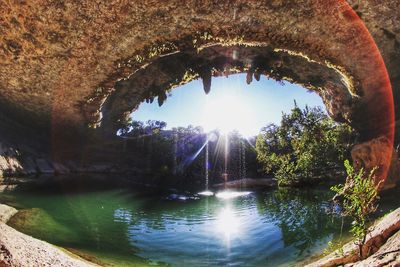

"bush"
[331, 160, 379, 259]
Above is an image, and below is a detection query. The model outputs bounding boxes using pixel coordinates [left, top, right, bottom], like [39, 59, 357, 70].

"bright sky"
[132, 74, 324, 137]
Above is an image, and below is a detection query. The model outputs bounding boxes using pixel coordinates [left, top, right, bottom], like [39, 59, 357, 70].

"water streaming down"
[224, 134, 229, 183]
[205, 141, 209, 190]
[172, 133, 178, 175]
[238, 139, 246, 180]
[241, 139, 246, 179]
[198, 136, 213, 196]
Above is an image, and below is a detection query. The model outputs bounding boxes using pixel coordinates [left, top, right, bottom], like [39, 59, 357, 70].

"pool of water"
[0, 180, 398, 267]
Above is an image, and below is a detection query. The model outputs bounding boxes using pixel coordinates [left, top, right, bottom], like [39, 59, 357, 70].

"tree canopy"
[255, 102, 355, 186]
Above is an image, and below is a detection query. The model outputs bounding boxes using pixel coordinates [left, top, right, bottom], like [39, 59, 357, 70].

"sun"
[201, 92, 255, 136]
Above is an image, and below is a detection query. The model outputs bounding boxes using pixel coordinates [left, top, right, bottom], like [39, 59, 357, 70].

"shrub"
[331, 160, 379, 259]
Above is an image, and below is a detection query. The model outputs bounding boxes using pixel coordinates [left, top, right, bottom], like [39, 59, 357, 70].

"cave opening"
[92, 39, 395, 192]
[120, 73, 325, 137]
[115, 72, 356, 191]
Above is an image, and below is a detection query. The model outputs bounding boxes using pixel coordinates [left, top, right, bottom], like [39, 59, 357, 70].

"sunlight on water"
[215, 205, 242, 248]
[198, 190, 214, 196]
[215, 191, 252, 199]
[6, 185, 394, 266]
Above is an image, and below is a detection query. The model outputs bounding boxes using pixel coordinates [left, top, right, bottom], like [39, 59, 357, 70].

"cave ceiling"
[0, 0, 398, 142]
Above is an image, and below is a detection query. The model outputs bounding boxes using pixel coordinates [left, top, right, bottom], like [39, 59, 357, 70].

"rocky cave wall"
[0, 0, 399, 185]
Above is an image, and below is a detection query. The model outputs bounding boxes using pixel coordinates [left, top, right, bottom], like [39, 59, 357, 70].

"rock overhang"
[0, 0, 398, 183]
[98, 44, 355, 134]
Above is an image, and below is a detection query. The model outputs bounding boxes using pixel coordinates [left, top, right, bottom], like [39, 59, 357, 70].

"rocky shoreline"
[0, 204, 96, 267]
[306, 207, 400, 267]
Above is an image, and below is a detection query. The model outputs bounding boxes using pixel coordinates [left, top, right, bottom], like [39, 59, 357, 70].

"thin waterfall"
[199, 135, 213, 196]
[241, 139, 246, 179]
[172, 132, 178, 175]
[205, 140, 209, 190]
[238, 139, 243, 179]
[224, 134, 229, 183]
[238, 140, 240, 179]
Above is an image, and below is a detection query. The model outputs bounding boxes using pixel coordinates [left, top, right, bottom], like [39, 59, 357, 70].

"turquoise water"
[0, 182, 397, 267]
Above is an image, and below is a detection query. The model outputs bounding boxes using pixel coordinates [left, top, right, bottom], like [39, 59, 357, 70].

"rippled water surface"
[1, 182, 398, 267]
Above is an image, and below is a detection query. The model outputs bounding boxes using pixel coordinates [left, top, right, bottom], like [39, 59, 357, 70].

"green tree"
[255, 102, 355, 186]
[331, 160, 379, 259]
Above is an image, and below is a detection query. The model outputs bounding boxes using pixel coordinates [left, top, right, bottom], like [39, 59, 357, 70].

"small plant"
[331, 160, 379, 259]
[324, 240, 344, 256]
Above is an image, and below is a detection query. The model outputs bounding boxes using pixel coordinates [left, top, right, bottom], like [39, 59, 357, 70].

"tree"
[255, 102, 355, 186]
[331, 160, 379, 259]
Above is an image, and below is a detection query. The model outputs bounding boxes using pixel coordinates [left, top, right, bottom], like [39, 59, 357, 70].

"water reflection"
[215, 205, 242, 249]
[260, 188, 342, 256]
[114, 208, 133, 223]
[107, 188, 346, 266]
[2, 186, 376, 266]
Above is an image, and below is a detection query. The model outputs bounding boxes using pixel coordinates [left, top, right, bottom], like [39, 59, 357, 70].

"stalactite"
[246, 69, 253, 84]
[157, 91, 167, 106]
[254, 70, 261, 81]
[200, 69, 212, 94]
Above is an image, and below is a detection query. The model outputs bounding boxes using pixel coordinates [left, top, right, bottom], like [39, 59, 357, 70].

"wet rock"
[0, 204, 17, 223]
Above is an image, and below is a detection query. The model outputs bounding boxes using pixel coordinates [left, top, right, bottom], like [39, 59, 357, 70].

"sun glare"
[215, 205, 242, 247]
[215, 191, 252, 199]
[201, 93, 255, 137]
